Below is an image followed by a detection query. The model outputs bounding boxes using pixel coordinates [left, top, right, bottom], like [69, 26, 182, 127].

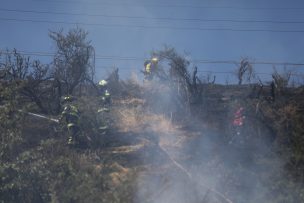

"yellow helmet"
[98, 80, 108, 86]
[151, 57, 158, 63]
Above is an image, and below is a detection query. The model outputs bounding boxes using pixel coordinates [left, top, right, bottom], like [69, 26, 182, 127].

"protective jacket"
[144, 58, 158, 80]
[61, 104, 80, 131]
[233, 107, 245, 126]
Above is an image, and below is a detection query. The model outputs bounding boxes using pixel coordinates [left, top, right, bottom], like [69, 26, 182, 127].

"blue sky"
[1, 0, 304, 83]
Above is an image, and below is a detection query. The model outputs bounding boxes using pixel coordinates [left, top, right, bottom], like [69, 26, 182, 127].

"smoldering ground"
[117, 80, 289, 203]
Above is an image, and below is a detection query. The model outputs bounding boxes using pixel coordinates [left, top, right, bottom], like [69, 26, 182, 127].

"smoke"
[123, 77, 287, 203]
[129, 80, 219, 202]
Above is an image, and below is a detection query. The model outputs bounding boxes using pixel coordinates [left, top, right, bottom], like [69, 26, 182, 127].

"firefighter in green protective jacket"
[143, 57, 158, 81]
[60, 96, 80, 145]
[97, 80, 111, 133]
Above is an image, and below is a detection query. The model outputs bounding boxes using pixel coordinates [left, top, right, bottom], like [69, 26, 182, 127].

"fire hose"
[156, 144, 234, 203]
[18, 110, 59, 123]
[19, 108, 233, 202]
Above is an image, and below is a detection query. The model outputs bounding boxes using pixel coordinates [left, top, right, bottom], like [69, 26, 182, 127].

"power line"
[83, 66, 303, 76]
[1, 51, 303, 77]
[97, 67, 304, 76]
[32, 0, 304, 10]
[196, 70, 303, 76]
[192, 59, 304, 66]
[2, 8, 304, 24]
[1, 17, 304, 33]
[2, 50, 304, 67]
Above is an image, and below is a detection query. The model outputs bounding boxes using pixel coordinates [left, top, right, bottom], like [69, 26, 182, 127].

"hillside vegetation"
[1, 28, 304, 203]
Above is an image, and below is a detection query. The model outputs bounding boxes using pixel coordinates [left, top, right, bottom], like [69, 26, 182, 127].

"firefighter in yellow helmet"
[143, 57, 158, 81]
[97, 80, 111, 133]
[98, 80, 111, 107]
[60, 96, 80, 145]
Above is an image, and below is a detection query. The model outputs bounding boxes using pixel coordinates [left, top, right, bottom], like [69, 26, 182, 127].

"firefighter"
[98, 80, 111, 107]
[97, 80, 111, 133]
[60, 96, 80, 145]
[143, 57, 158, 81]
[229, 106, 246, 144]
